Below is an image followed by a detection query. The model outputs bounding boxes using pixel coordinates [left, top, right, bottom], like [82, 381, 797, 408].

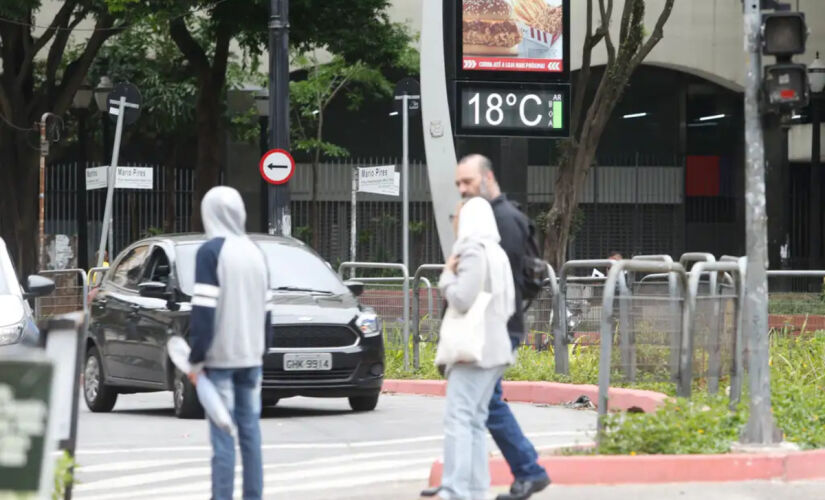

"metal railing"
[338, 262, 411, 370]
[33, 269, 88, 322]
[598, 260, 688, 435]
[411, 264, 445, 370]
[557, 260, 628, 375]
[684, 261, 745, 405]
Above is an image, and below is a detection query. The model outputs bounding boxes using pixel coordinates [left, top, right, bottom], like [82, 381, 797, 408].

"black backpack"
[520, 219, 547, 301]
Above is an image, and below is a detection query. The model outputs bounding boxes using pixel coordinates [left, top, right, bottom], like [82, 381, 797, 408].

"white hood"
[201, 186, 246, 239]
[0, 295, 24, 327]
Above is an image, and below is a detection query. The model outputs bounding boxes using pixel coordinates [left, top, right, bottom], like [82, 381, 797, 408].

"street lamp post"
[94, 77, 113, 163]
[810, 53, 825, 269]
[93, 76, 113, 259]
[268, 0, 291, 236]
[71, 82, 93, 270]
[255, 89, 270, 233]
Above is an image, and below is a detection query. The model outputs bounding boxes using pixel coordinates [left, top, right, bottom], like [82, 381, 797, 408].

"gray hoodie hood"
[201, 186, 246, 238]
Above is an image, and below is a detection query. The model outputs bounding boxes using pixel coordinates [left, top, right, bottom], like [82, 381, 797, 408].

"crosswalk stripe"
[77, 458, 435, 499]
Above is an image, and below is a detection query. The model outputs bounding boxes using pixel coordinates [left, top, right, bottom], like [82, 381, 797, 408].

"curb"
[382, 379, 668, 413]
[428, 449, 825, 486]
[381, 379, 825, 486]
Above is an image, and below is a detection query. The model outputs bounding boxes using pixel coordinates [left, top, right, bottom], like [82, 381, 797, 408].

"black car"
[84, 234, 384, 418]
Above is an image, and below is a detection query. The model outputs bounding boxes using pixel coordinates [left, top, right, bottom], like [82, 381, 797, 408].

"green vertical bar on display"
[553, 100, 563, 129]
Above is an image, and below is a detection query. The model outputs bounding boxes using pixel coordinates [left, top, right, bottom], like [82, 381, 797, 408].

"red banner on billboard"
[462, 56, 563, 72]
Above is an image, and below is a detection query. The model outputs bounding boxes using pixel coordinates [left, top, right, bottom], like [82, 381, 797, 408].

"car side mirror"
[343, 280, 364, 297]
[23, 275, 55, 300]
[138, 281, 170, 300]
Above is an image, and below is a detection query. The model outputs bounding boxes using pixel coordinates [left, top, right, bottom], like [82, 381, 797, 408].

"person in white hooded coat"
[436, 197, 516, 500]
[187, 186, 271, 500]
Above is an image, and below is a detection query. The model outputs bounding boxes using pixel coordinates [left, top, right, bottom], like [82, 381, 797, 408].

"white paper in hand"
[167, 336, 236, 437]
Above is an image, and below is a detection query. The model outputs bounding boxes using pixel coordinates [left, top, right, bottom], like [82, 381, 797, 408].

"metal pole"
[402, 94, 410, 272]
[268, 0, 291, 236]
[351, 166, 357, 279]
[76, 113, 89, 270]
[812, 92, 822, 268]
[38, 114, 50, 272]
[96, 97, 126, 268]
[742, 1, 779, 444]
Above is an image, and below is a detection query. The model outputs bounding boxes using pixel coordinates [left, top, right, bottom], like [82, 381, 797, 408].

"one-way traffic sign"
[259, 149, 295, 185]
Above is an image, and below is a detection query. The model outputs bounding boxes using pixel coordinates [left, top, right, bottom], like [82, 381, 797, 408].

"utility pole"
[742, 0, 780, 445]
[38, 113, 56, 272]
[269, 0, 291, 236]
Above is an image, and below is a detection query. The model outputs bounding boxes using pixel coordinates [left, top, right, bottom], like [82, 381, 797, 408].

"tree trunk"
[0, 127, 40, 276]
[190, 84, 222, 231]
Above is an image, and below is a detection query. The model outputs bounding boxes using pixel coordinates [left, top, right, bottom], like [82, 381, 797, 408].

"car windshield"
[175, 241, 349, 296]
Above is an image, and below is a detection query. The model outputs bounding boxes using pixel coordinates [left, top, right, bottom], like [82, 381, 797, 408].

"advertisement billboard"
[459, 0, 569, 78]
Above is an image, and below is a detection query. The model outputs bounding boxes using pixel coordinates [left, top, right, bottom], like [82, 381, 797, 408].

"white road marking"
[77, 458, 435, 499]
[73, 430, 591, 456]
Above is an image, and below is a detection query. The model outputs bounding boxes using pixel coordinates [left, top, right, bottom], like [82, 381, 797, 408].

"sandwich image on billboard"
[462, 0, 564, 73]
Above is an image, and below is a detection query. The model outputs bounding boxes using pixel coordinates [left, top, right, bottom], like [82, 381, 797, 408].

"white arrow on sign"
[259, 149, 295, 185]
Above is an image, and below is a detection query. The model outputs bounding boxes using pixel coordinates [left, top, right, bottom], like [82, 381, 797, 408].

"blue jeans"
[205, 366, 263, 500]
[486, 337, 549, 482]
[441, 364, 506, 500]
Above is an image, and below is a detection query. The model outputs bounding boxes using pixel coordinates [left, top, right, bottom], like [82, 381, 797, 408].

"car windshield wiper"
[272, 286, 335, 295]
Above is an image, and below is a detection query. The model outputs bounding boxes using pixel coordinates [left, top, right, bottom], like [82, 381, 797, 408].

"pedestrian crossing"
[72, 431, 593, 499]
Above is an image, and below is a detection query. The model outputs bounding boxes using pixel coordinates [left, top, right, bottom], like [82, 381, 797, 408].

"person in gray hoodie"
[436, 197, 516, 500]
[187, 186, 271, 500]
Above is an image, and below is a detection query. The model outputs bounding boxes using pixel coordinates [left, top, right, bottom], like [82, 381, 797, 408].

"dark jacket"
[490, 194, 529, 340]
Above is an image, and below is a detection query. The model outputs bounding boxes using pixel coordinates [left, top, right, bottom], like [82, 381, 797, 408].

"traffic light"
[761, 11, 809, 111]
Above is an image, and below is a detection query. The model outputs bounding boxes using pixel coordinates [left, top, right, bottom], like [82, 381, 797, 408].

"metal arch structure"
[420, 0, 461, 260]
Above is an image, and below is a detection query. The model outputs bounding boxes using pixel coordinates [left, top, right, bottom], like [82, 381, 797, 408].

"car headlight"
[0, 322, 24, 346]
[355, 313, 381, 338]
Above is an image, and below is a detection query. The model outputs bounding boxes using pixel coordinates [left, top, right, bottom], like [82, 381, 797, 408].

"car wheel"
[348, 394, 379, 412]
[173, 369, 204, 419]
[83, 346, 117, 412]
[262, 395, 280, 407]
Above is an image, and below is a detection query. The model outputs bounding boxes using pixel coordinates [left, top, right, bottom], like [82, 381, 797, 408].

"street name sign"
[358, 165, 400, 196]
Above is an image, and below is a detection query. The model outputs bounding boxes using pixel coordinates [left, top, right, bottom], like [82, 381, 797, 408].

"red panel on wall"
[686, 155, 720, 196]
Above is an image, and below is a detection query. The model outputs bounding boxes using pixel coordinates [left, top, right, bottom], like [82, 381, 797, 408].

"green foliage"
[294, 225, 313, 245]
[290, 53, 392, 162]
[599, 396, 747, 455]
[386, 329, 825, 453]
[52, 451, 76, 500]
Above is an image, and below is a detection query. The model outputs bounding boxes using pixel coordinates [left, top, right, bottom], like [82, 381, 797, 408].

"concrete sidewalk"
[527, 479, 825, 500]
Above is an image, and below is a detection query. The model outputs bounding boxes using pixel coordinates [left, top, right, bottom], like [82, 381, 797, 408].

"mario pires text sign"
[86, 166, 154, 191]
[357, 165, 400, 197]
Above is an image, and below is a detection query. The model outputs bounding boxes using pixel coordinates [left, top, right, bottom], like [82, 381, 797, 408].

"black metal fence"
[42, 155, 708, 268]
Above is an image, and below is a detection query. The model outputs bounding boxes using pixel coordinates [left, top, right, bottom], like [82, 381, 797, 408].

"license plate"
[283, 353, 332, 371]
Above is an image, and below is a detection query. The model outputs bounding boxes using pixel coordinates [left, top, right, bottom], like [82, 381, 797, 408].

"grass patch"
[385, 329, 825, 453]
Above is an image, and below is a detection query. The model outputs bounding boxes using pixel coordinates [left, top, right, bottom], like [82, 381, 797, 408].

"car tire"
[173, 369, 204, 419]
[348, 394, 379, 412]
[83, 346, 118, 412]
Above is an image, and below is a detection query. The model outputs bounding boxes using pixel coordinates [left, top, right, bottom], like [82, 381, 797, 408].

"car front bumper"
[261, 336, 384, 398]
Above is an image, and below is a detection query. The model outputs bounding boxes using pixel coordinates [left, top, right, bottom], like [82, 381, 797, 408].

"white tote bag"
[435, 290, 491, 366]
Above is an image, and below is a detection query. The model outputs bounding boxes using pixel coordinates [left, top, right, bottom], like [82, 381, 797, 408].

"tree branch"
[31, 0, 77, 58]
[211, 26, 232, 89]
[630, 0, 675, 68]
[618, 0, 635, 45]
[597, 0, 616, 65]
[571, 0, 601, 139]
[50, 15, 124, 116]
[169, 17, 211, 80]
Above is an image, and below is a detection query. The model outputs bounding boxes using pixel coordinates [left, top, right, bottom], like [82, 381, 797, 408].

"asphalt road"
[71, 391, 597, 499]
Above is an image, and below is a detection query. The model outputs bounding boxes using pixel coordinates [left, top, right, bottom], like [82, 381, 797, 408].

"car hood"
[269, 292, 360, 326]
[0, 295, 25, 327]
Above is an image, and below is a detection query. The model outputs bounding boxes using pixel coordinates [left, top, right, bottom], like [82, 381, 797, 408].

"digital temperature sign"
[455, 81, 570, 137]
